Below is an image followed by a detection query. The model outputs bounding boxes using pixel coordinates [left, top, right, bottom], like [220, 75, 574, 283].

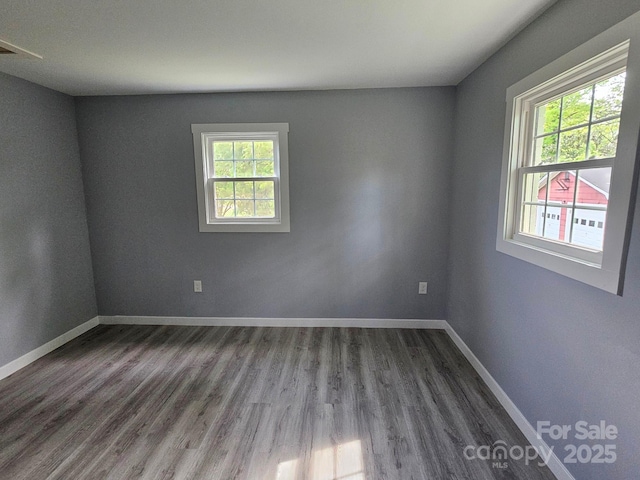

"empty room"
[1, 0, 640, 479]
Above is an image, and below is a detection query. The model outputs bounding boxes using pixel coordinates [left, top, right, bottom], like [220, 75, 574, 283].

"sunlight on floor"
[276, 458, 299, 479]
[276, 440, 365, 480]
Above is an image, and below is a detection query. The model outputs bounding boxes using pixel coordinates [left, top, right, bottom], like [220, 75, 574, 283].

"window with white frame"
[192, 123, 290, 232]
[497, 12, 640, 294]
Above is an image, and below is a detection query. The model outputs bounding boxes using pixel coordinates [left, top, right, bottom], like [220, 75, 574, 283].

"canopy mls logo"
[463, 420, 618, 470]
[463, 440, 554, 469]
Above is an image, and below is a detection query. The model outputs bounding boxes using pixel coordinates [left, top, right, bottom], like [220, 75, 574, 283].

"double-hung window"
[192, 123, 290, 232]
[497, 12, 640, 294]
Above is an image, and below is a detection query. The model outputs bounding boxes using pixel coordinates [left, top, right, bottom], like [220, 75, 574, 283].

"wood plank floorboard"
[0, 325, 556, 480]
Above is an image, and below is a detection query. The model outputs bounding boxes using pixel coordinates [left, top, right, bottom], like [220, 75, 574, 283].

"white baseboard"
[0, 316, 100, 381]
[99, 315, 448, 329]
[443, 324, 574, 480]
[0, 313, 572, 479]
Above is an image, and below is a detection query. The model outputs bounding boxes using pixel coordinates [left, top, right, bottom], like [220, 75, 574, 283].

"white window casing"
[496, 12, 640, 295]
[192, 123, 290, 233]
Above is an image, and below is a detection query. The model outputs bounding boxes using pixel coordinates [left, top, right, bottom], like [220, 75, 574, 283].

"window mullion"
[568, 169, 580, 243]
[252, 181, 256, 217]
[585, 84, 596, 159]
[555, 98, 563, 163]
[542, 172, 551, 237]
[232, 182, 237, 217]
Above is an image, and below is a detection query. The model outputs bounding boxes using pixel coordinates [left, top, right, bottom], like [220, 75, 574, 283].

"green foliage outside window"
[534, 72, 625, 164]
[211, 140, 277, 218]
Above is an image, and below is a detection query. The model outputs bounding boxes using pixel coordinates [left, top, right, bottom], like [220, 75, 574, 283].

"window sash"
[206, 177, 281, 223]
[205, 134, 280, 178]
[514, 159, 612, 262]
[516, 53, 627, 170]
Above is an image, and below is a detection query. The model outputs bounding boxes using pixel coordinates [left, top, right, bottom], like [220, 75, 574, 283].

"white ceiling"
[0, 0, 556, 96]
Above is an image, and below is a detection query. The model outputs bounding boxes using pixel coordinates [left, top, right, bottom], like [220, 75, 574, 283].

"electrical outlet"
[418, 282, 428, 295]
[194, 280, 202, 293]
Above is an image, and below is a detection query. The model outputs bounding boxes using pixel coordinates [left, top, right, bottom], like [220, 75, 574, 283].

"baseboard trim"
[0, 313, 572, 479]
[443, 324, 574, 480]
[0, 316, 100, 381]
[99, 315, 448, 329]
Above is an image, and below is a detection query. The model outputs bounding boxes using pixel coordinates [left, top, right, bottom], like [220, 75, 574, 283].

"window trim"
[496, 11, 640, 295]
[192, 123, 290, 233]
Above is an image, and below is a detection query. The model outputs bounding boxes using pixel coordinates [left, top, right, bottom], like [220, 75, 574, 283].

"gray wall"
[3, 2, 640, 476]
[76, 88, 454, 319]
[0, 72, 97, 366]
[447, 0, 640, 478]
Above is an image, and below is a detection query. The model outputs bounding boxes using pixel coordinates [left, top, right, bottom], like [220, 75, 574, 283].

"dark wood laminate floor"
[0, 326, 556, 480]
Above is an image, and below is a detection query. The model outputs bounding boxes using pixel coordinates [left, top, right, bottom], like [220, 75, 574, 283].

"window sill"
[198, 220, 290, 233]
[496, 236, 620, 294]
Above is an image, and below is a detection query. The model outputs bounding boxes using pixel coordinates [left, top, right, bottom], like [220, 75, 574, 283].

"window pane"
[543, 206, 574, 242]
[256, 200, 275, 217]
[569, 168, 610, 251]
[255, 181, 274, 199]
[214, 181, 234, 199]
[234, 141, 254, 159]
[213, 142, 233, 160]
[559, 127, 588, 162]
[520, 203, 542, 237]
[520, 172, 545, 236]
[236, 200, 255, 217]
[235, 161, 254, 177]
[215, 199, 235, 218]
[235, 181, 254, 199]
[533, 134, 558, 165]
[254, 141, 274, 159]
[546, 170, 577, 207]
[588, 118, 620, 159]
[571, 209, 606, 250]
[560, 86, 593, 129]
[535, 98, 561, 135]
[522, 171, 544, 205]
[592, 72, 625, 121]
[214, 161, 233, 178]
[575, 167, 611, 204]
[256, 160, 275, 177]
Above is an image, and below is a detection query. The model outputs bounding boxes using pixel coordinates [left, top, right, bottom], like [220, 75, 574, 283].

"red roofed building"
[536, 169, 610, 250]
